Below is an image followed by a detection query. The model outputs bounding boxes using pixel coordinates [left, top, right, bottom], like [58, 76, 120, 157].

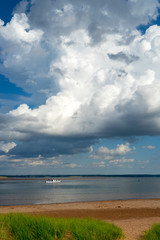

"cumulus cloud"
[0, 0, 160, 160]
[0, 13, 43, 43]
[90, 143, 134, 160]
[3, 23, 160, 140]
[91, 143, 135, 169]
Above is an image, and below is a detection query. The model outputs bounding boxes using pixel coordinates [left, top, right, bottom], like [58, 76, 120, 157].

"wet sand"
[0, 199, 160, 240]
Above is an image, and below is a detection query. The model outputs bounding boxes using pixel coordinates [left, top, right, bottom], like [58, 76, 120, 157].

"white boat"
[46, 179, 61, 183]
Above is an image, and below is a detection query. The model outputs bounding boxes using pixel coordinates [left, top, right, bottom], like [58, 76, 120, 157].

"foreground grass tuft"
[0, 213, 124, 240]
[142, 224, 160, 240]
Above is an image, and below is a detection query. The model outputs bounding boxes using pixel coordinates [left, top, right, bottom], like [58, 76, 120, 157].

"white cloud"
[1, 22, 159, 141]
[0, 13, 43, 43]
[27, 160, 44, 166]
[90, 143, 133, 160]
[94, 157, 135, 168]
[3, 22, 160, 140]
[0, 142, 16, 153]
[91, 143, 135, 168]
[0, 0, 160, 158]
[141, 145, 156, 149]
[63, 163, 81, 168]
[94, 161, 106, 168]
[0, 153, 83, 170]
[109, 158, 135, 164]
[0, 154, 64, 168]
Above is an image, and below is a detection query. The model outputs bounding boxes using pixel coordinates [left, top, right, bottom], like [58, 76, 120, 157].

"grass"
[142, 223, 160, 240]
[0, 213, 124, 240]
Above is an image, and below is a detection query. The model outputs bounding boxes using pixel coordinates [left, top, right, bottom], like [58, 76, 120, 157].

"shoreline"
[0, 198, 160, 209]
[1, 174, 160, 181]
[1, 199, 160, 239]
[1, 198, 160, 221]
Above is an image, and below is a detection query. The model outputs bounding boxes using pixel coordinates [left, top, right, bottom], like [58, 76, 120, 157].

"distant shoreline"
[1, 174, 160, 181]
[0, 176, 119, 181]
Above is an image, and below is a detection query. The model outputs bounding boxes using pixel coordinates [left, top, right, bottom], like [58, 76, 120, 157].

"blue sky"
[0, 0, 21, 94]
[0, 0, 21, 22]
[0, 0, 160, 175]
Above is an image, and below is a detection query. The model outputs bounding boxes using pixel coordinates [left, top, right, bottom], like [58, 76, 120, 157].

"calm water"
[1, 177, 160, 206]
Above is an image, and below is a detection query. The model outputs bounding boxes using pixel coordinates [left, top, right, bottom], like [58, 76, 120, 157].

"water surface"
[0, 177, 160, 206]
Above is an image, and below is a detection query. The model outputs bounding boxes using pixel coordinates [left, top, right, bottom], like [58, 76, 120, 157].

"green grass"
[142, 223, 160, 240]
[0, 213, 124, 240]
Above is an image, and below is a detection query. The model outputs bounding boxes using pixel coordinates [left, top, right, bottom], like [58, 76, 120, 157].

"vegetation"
[142, 223, 160, 240]
[0, 213, 124, 240]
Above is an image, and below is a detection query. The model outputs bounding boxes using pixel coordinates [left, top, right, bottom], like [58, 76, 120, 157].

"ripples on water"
[1, 177, 160, 205]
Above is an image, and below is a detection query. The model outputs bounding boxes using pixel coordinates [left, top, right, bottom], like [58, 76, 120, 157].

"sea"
[1, 175, 160, 206]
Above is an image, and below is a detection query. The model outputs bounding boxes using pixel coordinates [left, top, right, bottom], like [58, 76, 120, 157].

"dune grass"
[142, 223, 160, 240]
[0, 213, 124, 240]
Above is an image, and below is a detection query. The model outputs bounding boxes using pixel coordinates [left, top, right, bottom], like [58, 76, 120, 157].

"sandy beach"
[1, 199, 160, 240]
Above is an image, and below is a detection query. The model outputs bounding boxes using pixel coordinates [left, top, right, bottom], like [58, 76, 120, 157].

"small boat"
[46, 179, 61, 183]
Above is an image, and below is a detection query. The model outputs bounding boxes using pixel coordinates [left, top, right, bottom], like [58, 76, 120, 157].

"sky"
[0, 0, 160, 175]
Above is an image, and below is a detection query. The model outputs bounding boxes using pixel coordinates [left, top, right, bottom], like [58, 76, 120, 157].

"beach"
[0, 199, 160, 240]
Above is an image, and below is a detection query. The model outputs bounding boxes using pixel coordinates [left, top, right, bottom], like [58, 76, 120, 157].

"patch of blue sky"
[137, 8, 160, 34]
[90, 136, 159, 166]
[0, 74, 30, 98]
[0, 0, 22, 23]
[100, 136, 160, 151]
[0, 1, 31, 103]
